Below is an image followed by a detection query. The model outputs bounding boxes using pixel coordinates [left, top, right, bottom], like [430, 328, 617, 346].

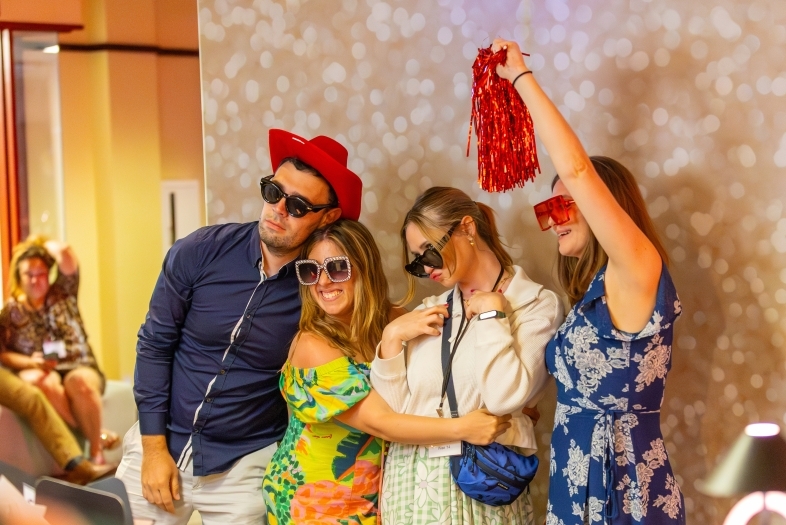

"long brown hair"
[299, 220, 391, 362]
[400, 187, 512, 304]
[8, 235, 55, 299]
[555, 156, 669, 306]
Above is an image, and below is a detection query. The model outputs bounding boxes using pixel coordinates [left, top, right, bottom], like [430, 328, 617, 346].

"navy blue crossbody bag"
[439, 291, 538, 506]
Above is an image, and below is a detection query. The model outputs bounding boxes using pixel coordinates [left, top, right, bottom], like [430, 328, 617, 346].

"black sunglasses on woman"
[404, 223, 460, 278]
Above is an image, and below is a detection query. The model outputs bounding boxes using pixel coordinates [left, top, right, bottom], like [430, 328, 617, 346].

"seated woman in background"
[0, 236, 116, 465]
[372, 187, 564, 525]
[0, 366, 116, 483]
[263, 219, 511, 525]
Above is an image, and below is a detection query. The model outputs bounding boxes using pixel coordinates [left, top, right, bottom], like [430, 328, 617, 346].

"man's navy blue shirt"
[134, 221, 301, 476]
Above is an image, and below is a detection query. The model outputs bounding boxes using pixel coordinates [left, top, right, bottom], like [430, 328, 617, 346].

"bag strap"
[439, 290, 469, 419]
[439, 267, 506, 419]
[444, 347, 460, 420]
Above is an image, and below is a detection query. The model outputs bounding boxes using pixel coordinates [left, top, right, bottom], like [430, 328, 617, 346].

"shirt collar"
[502, 265, 543, 310]
[577, 264, 607, 311]
[249, 223, 263, 269]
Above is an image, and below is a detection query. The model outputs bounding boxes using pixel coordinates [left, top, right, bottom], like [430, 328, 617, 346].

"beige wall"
[158, 56, 205, 184]
[198, 0, 786, 522]
[58, 0, 203, 381]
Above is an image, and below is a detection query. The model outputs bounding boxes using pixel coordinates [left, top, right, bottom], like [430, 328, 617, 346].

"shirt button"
[220, 369, 226, 375]
[205, 398, 213, 403]
[246, 313, 251, 319]
[194, 429, 200, 434]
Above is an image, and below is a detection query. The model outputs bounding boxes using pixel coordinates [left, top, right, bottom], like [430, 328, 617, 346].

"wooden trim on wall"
[59, 43, 199, 57]
[0, 22, 82, 33]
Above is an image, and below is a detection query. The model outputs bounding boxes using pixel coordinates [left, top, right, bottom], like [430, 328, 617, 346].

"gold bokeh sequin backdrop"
[198, 0, 786, 522]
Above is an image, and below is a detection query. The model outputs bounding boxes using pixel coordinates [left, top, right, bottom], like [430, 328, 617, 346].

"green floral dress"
[263, 356, 383, 525]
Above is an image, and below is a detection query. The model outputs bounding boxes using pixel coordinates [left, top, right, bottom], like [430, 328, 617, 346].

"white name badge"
[43, 340, 67, 359]
[22, 482, 35, 505]
[428, 441, 462, 458]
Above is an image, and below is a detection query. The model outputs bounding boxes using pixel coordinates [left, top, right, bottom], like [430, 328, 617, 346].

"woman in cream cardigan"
[371, 186, 563, 524]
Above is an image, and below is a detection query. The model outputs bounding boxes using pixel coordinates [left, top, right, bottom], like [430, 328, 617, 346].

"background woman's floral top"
[0, 272, 101, 374]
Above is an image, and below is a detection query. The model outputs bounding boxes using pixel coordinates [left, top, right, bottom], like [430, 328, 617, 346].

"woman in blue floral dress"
[493, 39, 686, 524]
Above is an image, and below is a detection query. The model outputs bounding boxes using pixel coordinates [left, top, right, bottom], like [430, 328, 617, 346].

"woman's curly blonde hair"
[8, 235, 55, 299]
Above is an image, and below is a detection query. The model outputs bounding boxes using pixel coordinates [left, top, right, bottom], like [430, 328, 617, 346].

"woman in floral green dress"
[262, 220, 511, 525]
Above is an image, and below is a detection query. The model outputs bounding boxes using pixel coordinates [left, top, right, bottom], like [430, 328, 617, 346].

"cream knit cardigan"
[371, 265, 564, 455]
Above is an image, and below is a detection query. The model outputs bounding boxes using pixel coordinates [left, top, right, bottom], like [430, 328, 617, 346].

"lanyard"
[437, 290, 471, 418]
[436, 266, 505, 418]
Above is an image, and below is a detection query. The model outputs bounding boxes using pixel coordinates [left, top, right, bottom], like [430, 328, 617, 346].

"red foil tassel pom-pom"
[467, 46, 540, 193]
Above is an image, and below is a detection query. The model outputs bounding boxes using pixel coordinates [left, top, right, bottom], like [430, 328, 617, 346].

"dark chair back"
[34, 477, 127, 525]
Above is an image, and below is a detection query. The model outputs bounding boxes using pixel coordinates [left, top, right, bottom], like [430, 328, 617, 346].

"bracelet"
[479, 310, 507, 321]
[511, 70, 533, 89]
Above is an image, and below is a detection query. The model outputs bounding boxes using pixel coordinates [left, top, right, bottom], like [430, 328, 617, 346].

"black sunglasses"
[259, 175, 335, 218]
[296, 256, 352, 285]
[404, 223, 459, 278]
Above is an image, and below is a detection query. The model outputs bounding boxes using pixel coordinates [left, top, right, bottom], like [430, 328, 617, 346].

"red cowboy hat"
[268, 129, 362, 221]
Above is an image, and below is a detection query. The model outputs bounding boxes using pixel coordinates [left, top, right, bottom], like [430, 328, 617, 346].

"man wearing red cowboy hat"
[116, 129, 363, 524]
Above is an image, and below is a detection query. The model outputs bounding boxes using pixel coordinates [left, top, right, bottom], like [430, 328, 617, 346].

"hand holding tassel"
[467, 44, 540, 193]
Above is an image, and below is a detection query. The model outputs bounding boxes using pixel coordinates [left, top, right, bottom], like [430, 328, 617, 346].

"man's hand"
[141, 435, 181, 513]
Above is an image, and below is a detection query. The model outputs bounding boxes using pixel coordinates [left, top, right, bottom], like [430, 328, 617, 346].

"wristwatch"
[478, 310, 506, 320]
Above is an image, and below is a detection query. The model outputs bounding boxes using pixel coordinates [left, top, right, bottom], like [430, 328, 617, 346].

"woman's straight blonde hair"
[8, 235, 55, 299]
[399, 187, 512, 305]
[299, 220, 391, 363]
[555, 156, 669, 306]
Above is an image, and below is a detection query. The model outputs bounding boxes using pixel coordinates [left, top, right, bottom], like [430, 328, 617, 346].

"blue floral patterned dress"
[545, 265, 685, 525]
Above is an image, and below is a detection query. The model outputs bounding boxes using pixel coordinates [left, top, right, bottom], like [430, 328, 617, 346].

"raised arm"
[492, 38, 662, 328]
[44, 240, 78, 276]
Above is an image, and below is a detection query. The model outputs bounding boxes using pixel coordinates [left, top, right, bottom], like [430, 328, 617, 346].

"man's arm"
[134, 239, 196, 513]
